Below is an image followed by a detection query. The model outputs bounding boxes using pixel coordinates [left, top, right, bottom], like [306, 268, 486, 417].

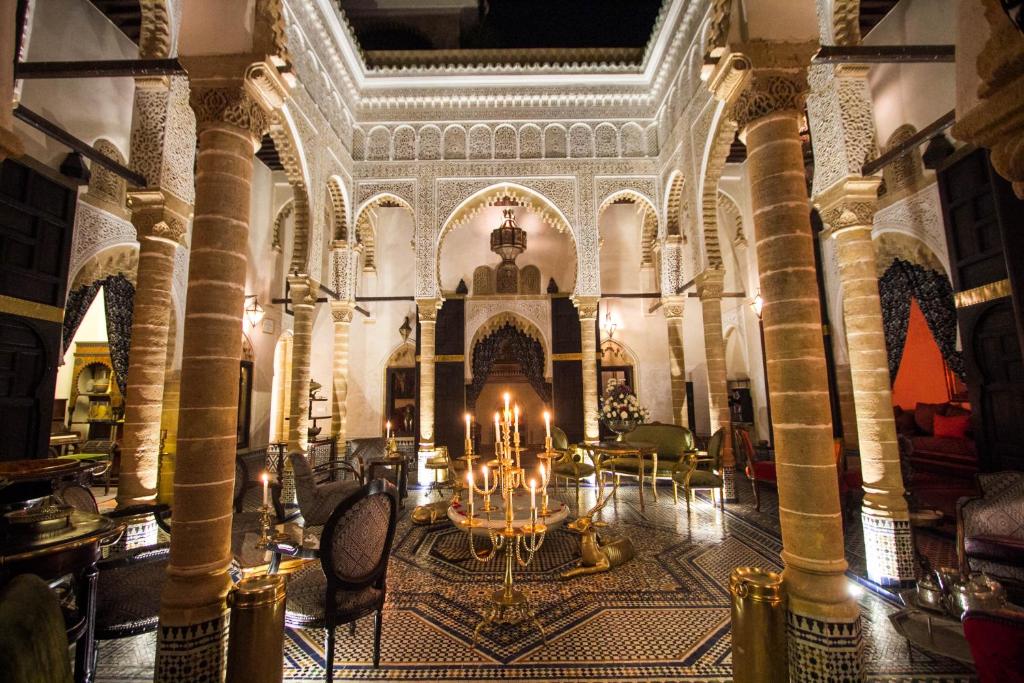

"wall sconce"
[244, 295, 265, 329]
[602, 312, 618, 340]
[399, 316, 412, 343]
[750, 292, 764, 320]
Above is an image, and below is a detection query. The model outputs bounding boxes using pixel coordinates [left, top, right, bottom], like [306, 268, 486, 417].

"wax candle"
[386, 421, 391, 440]
[494, 412, 501, 442]
[467, 471, 474, 517]
[513, 405, 520, 434]
[261, 472, 269, 507]
[503, 392, 510, 414]
[465, 413, 471, 440]
[544, 410, 551, 438]
[529, 479, 536, 511]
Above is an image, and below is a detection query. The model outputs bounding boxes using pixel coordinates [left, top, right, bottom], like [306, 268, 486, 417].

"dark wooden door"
[434, 298, 465, 455]
[938, 148, 1024, 471]
[0, 160, 76, 460]
[551, 296, 583, 442]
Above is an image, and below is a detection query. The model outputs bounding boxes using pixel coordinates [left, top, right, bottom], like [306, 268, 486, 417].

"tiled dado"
[787, 611, 864, 682]
[862, 512, 916, 587]
[154, 611, 228, 683]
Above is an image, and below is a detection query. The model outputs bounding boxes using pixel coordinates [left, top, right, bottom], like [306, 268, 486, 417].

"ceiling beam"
[861, 109, 955, 176]
[15, 58, 186, 80]
[812, 45, 955, 64]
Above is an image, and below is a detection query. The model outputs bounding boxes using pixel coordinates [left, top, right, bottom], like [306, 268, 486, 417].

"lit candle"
[514, 405, 520, 434]
[261, 472, 269, 507]
[465, 413, 471, 440]
[544, 410, 551, 438]
[467, 471, 474, 517]
[494, 412, 501, 443]
[530, 479, 536, 511]
[386, 421, 391, 440]
[504, 392, 510, 414]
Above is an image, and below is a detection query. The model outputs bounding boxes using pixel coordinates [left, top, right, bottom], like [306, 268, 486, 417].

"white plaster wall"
[864, 0, 957, 144]
[245, 161, 291, 449]
[347, 208, 417, 439]
[55, 288, 109, 400]
[17, 0, 138, 169]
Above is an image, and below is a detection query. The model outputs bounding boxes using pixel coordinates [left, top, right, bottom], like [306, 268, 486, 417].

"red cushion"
[963, 611, 1024, 683]
[912, 435, 976, 458]
[933, 413, 971, 439]
[750, 461, 777, 483]
[914, 402, 946, 435]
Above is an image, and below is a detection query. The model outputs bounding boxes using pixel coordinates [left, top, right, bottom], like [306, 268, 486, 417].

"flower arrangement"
[598, 378, 650, 426]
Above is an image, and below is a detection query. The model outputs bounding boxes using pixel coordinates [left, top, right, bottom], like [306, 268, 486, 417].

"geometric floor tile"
[95, 476, 978, 682]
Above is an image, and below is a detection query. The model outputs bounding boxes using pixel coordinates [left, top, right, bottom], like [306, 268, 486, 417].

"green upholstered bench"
[601, 422, 698, 504]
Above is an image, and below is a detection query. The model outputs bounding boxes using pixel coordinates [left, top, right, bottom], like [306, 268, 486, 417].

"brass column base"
[471, 587, 546, 649]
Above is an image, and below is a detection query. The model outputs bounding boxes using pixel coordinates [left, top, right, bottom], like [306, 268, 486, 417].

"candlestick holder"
[255, 504, 274, 550]
[457, 406, 550, 649]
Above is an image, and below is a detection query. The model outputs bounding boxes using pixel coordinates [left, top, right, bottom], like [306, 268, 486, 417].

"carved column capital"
[416, 298, 441, 322]
[733, 70, 809, 130]
[189, 83, 269, 141]
[127, 189, 189, 245]
[330, 300, 354, 324]
[661, 295, 686, 320]
[287, 275, 318, 308]
[815, 176, 882, 235]
[707, 51, 753, 104]
[695, 269, 726, 299]
[572, 295, 600, 321]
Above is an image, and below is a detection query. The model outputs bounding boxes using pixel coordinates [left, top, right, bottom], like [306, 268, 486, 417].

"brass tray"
[0, 458, 80, 482]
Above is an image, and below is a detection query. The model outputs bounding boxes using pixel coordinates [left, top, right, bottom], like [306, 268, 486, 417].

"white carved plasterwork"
[68, 200, 138, 285]
[330, 243, 358, 300]
[356, 180, 417, 210]
[659, 236, 683, 296]
[872, 182, 950, 275]
[807, 64, 877, 197]
[160, 76, 197, 204]
[464, 297, 553, 378]
[594, 176, 660, 221]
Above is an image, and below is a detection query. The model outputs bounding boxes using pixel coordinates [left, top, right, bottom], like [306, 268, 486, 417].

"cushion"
[750, 461, 777, 483]
[933, 413, 971, 439]
[674, 469, 723, 487]
[965, 535, 1024, 566]
[604, 457, 674, 476]
[551, 461, 595, 478]
[963, 611, 1024, 682]
[914, 402, 947, 435]
[944, 404, 971, 418]
[285, 562, 383, 628]
[912, 436, 976, 458]
[894, 409, 917, 436]
[628, 423, 696, 458]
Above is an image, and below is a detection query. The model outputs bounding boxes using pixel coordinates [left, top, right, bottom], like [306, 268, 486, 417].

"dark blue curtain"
[879, 258, 964, 383]
[468, 323, 550, 407]
[61, 274, 136, 396]
[62, 280, 103, 355]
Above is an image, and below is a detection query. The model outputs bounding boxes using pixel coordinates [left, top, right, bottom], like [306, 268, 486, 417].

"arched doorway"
[469, 322, 550, 448]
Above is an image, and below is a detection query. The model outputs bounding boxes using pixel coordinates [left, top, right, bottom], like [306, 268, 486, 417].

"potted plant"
[599, 378, 650, 440]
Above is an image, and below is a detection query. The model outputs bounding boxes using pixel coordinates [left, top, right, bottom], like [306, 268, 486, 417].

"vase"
[604, 419, 637, 442]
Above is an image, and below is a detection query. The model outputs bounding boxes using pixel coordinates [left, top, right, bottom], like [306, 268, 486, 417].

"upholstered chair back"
[322, 480, 399, 589]
[706, 429, 724, 471]
[552, 426, 569, 451]
[289, 452, 317, 512]
[629, 422, 696, 458]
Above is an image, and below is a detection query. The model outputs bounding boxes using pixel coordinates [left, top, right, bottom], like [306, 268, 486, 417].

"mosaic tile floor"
[95, 477, 976, 682]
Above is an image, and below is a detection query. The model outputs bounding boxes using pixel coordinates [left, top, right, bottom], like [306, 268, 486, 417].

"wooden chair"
[737, 426, 774, 511]
[550, 427, 595, 511]
[283, 480, 399, 681]
[673, 428, 725, 510]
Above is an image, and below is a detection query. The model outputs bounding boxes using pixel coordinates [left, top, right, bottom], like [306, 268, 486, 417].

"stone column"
[330, 300, 353, 444]
[286, 275, 316, 454]
[662, 295, 689, 428]
[575, 296, 600, 443]
[155, 74, 275, 682]
[736, 68, 863, 679]
[820, 180, 914, 586]
[117, 191, 187, 507]
[417, 299, 439, 451]
[696, 269, 735, 501]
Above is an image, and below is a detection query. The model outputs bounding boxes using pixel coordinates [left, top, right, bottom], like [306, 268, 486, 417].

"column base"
[862, 510, 916, 587]
[155, 609, 229, 683]
[722, 467, 738, 503]
[787, 610, 863, 682]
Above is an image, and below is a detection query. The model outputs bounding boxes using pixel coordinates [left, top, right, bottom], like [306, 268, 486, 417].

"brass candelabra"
[458, 399, 557, 647]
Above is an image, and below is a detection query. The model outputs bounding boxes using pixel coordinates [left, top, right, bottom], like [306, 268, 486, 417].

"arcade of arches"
[1, 1, 1023, 681]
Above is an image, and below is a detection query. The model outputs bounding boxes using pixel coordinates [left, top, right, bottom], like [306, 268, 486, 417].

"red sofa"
[893, 402, 977, 478]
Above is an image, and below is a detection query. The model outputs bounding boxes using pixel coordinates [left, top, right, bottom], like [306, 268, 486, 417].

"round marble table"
[448, 489, 569, 535]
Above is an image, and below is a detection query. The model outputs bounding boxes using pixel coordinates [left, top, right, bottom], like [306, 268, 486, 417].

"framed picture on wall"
[386, 367, 417, 436]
